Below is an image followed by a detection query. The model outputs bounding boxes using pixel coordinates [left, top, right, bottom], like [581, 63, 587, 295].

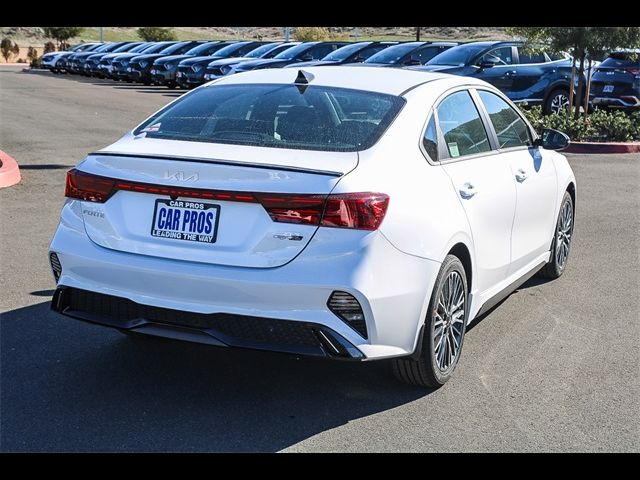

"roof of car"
[211, 65, 486, 96]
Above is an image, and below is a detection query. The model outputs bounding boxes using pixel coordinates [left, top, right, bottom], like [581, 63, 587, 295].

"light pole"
[284, 27, 290, 42]
[99, 27, 104, 42]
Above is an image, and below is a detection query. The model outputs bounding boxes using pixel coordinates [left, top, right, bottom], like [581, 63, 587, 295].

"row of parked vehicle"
[41, 39, 640, 113]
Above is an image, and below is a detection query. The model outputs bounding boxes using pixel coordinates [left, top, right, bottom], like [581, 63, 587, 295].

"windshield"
[211, 43, 248, 57]
[245, 43, 281, 58]
[159, 42, 190, 55]
[426, 44, 487, 66]
[71, 43, 93, 52]
[113, 43, 139, 53]
[365, 43, 421, 64]
[322, 42, 370, 61]
[134, 84, 405, 152]
[128, 43, 150, 53]
[186, 42, 220, 56]
[141, 42, 171, 54]
[275, 43, 315, 60]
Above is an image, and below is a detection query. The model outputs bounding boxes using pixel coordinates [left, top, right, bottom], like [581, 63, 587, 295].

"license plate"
[176, 72, 183, 77]
[150, 199, 220, 244]
[603, 85, 614, 93]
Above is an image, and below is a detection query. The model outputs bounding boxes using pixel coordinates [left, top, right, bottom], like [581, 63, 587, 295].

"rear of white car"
[49, 67, 576, 387]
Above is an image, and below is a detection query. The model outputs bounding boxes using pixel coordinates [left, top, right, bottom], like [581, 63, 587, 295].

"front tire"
[539, 191, 574, 279]
[392, 255, 468, 388]
[544, 88, 570, 115]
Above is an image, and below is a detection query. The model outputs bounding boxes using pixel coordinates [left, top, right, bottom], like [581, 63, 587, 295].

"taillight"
[65, 169, 115, 203]
[65, 169, 389, 231]
[626, 67, 640, 75]
[256, 192, 389, 230]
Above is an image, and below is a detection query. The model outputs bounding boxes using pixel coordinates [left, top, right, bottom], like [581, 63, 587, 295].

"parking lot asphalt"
[1, 66, 638, 452]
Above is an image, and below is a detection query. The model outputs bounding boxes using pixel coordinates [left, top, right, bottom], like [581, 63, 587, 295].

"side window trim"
[468, 88, 500, 150]
[472, 87, 538, 150]
[418, 108, 446, 164]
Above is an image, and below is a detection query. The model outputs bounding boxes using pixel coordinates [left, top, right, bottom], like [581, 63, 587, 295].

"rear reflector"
[65, 169, 389, 230]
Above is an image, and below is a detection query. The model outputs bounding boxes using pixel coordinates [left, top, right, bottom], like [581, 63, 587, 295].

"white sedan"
[49, 66, 576, 387]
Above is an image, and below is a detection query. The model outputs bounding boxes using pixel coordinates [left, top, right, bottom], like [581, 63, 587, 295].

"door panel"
[441, 156, 517, 293]
[506, 148, 558, 273]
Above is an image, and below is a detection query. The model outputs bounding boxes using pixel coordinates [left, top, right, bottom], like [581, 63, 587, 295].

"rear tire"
[539, 191, 574, 279]
[392, 255, 468, 388]
[544, 88, 570, 115]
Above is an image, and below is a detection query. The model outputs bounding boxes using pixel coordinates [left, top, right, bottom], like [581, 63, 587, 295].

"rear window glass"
[134, 84, 405, 152]
[601, 52, 640, 68]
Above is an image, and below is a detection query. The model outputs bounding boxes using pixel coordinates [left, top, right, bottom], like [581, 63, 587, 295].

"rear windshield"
[601, 52, 640, 68]
[134, 84, 405, 152]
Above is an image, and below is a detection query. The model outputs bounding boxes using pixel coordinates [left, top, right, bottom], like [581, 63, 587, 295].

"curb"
[565, 141, 640, 154]
[0, 150, 21, 188]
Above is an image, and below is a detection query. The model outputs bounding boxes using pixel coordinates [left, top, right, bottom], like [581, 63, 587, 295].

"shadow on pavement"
[1, 301, 430, 452]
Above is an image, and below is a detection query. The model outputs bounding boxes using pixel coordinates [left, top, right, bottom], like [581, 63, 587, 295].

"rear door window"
[436, 91, 491, 158]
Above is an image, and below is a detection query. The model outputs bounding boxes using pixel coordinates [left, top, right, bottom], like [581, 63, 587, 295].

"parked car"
[358, 41, 458, 68]
[69, 42, 130, 75]
[111, 42, 178, 81]
[96, 42, 152, 78]
[128, 41, 206, 85]
[203, 42, 299, 82]
[175, 41, 269, 88]
[414, 41, 579, 114]
[150, 41, 230, 87]
[41, 42, 102, 73]
[284, 41, 397, 68]
[51, 67, 575, 388]
[230, 41, 349, 74]
[590, 49, 640, 111]
[84, 42, 145, 77]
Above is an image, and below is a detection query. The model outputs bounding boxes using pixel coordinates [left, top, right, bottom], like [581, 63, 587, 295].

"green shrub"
[523, 106, 640, 142]
[294, 27, 346, 41]
[137, 27, 177, 42]
[27, 46, 40, 68]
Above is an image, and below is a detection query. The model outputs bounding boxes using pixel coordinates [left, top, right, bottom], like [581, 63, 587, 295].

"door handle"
[505, 70, 517, 76]
[515, 168, 528, 182]
[459, 182, 477, 199]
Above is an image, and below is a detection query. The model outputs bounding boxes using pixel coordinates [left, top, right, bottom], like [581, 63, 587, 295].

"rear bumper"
[49, 201, 440, 360]
[591, 95, 640, 109]
[52, 286, 364, 359]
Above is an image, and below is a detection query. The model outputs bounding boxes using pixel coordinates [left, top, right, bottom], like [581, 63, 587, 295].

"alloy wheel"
[550, 93, 570, 114]
[433, 271, 466, 372]
[556, 200, 573, 268]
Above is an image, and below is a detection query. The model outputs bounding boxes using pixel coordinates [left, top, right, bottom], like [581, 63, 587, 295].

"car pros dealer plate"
[150, 199, 220, 244]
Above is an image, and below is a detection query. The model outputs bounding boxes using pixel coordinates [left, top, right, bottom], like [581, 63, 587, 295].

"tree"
[294, 27, 345, 41]
[27, 46, 40, 67]
[1, 38, 20, 63]
[508, 27, 640, 119]
[42, 27, 85, 49]
[43, 41, 56, 54]
[137, 27, 177, 42]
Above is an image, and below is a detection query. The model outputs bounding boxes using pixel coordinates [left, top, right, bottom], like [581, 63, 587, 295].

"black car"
[67, 42, 128, 74]
[590, 50, 640, 111]
[203, 42, 298, 81]
[175, 41, 269, 88]
[231, 41, 349, 75]
[96, 42, 152, 78]
[151, 41, 231, 87]
[84, 42, 144, 77]
[128, 41, 206, 85]
[414, 41, 578, 114]
[284, 41, 397, 68]
[111, 42, 177, 81]
[358, 41, 458, 67]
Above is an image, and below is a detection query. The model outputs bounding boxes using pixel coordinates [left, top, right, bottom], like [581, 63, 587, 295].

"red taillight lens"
[321, 193, 389, 230]
[626, 67, 640, 75]
[65, 169, 115, 203]
[256, 192, 389, 230]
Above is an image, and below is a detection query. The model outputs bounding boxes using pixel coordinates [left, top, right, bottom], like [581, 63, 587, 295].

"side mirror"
[478, 60, 496, 69]
[404, 57, 421, 66]
[534, 128, 570, 151]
